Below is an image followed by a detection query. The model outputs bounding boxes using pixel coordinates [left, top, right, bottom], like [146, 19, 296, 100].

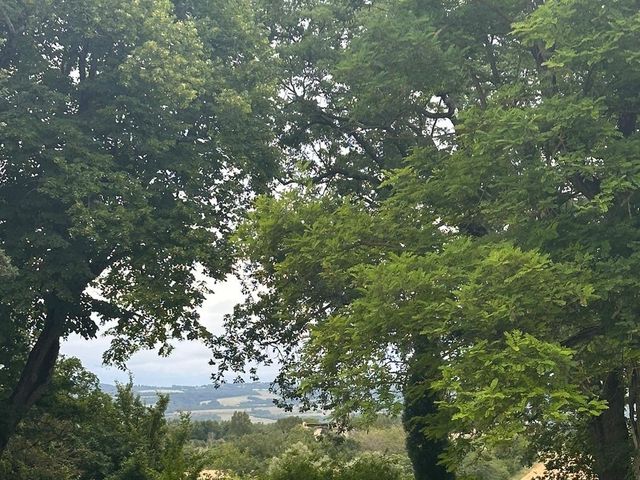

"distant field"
[101, 382, 327, 423]
[216, 395, 251, 407]
[169, 409, 278, 423]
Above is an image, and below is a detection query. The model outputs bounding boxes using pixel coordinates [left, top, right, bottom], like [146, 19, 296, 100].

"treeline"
[0, 358, 527, 480]
[192, 413, 527, 480]
[191, 412, 414, 480]
[0, 358, 202, 480]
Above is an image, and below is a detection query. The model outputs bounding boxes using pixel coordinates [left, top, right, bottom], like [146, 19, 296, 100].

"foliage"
[0, 358, 203, 480]
[265, 443, 332, 480]
[0, 357, 520, 480]
[339, 452, 413, 480]
[191, 420, 227, 442]
[1, 0, 639, 477]
[187, 413, 422, 479]
[456, 437, 530, 480]
[213, 0, 640, 478]
[0, 249, 14, 278]
[264, 444, 412, 480]
[227, 411, 254, 437]
[0, 0, 277, 449]
[348, 422, 407, 455]
[201, 421, 340, 476]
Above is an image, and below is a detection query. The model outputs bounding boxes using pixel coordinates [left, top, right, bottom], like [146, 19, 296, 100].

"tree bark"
[403, 385, 453, 480]
[403, 344, 453, 480]
[0, 300, 66, 453]
[589, 370, 634, 480]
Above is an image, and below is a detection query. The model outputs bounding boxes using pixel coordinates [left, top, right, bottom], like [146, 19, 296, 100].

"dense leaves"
[2, 0, 640, 478]
[0, 358, 203, 480]
[213, 0, 640, 478]
[0, 0, 277, 449]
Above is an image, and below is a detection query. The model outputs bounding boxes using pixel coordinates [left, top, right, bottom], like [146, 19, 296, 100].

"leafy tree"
[253, 0, 461, 196]
[266, 443, 332, 480]
[0, 0, 277, 450]
[211, 0, 547, 475]
[348, 418, 407, 456]
[339, 453, 412, 480]
[0, 357, 114, 479]
[455, 436, 529, 480]
[274, 416, 304, 433]
[213, 0, 640, 478]
[190, 420, 226, 443]
[204, 425, 314, 477]
[265, 444, 412, 480]
[0, 358, 203, 480]
[227, 411, 254, 437]
[189, 413, 410, 478]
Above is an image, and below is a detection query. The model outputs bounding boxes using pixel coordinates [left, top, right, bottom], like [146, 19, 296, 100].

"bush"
[349, 425, 407, 455]
[264, 446, 414, 480]
[204, 425, 319, 476]
[266, 443, 333, 480]
[338, 453, 413, 480]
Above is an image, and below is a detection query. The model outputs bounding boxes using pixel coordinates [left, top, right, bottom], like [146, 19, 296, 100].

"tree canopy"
[1, 357, 203, 480]
[2, 0, 640, 478]
[212, 0, 640, 478]
[0, 0, 277, 451]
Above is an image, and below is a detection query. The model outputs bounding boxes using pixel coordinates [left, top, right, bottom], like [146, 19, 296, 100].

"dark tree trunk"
[403, 343, 453, 480]
[589, 370, 634, 480]
[403, 386, 453, 480]
[0, 301, 66, 453]
[618, 112, 637, 138]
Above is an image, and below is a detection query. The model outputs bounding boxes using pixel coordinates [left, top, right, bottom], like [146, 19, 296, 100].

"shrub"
[338, 453, 413, 480]
[266, 443, 333, 480]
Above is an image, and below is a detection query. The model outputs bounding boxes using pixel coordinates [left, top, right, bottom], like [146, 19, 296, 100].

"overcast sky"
[61, 276, 279, 386]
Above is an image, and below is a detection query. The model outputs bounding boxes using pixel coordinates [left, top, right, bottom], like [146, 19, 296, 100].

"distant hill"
[99, 382, 314, 423]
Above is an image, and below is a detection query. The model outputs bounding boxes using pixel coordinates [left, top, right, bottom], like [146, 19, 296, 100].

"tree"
[265, 443, 330, 480]
[265, 444, 412, 480]
[212, 0, 640, 478]
[212, 0, 480, 474]
[211, 0, 523, 477]
[227, 411, 254, 437]
[0, 0, 277, 451]
[1, 357, 203, 480]
[0, 357, 116, 480]
[253, 0, 461, 196]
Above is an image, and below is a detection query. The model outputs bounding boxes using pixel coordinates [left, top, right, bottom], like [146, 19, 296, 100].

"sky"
[60, 276, 279, 386]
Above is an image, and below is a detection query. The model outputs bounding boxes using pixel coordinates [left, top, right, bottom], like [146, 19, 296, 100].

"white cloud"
[61, 276, 279, 386]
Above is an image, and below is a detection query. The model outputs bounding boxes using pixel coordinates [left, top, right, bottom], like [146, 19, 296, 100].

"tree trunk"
[403, 385, 453, 480]
[0, 301, 66, 453]
[589, 370, 634, 480]
[403, 343, 453, 480]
